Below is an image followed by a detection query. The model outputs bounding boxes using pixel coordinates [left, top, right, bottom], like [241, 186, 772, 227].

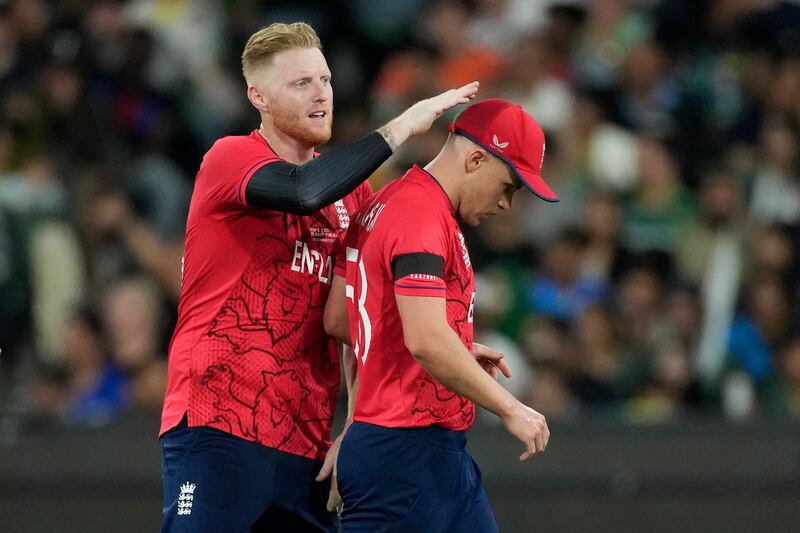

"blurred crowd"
[0, 0, 798, 430]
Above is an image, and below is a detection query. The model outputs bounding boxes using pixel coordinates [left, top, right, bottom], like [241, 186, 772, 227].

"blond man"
[159, 22, 478, 532]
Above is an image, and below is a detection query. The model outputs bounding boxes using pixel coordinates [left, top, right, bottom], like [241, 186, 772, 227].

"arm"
[316, 343, 359, 511]
[245, 81, 479, 214]
[323, 274, 351, 346]
[396, 294, 549, 461]
[246, 133, 390, 215]
[341, 344, 359, 425]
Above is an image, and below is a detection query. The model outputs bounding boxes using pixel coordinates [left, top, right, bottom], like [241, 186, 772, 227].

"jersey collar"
[411, 165, 455, 215]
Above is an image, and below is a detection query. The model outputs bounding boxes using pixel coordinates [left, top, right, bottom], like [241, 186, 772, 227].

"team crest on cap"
[492, 134, 509, 150]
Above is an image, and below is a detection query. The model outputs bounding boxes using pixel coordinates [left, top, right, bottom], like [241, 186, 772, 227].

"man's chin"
[300, 126, 332, 147]
[274, 118, 332, 148]
[456, 213, 482, 227]
[314, 131, 332, 145]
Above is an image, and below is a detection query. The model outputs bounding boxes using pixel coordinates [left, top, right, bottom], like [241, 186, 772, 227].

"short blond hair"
[242, 22, 322, 82]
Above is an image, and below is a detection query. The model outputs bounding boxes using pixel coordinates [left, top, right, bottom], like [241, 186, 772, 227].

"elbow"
[297, 189, 328, 214]
[293, 200, 318, 216]
[403, 329, 438, 362]
[322, 309, 338, 337]
[323, 310, 349, 345]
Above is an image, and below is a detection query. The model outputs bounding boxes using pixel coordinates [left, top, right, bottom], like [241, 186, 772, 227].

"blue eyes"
[295, 78, 331, 88]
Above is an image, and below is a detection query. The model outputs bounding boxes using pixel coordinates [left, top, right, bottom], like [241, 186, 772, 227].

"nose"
[313, 81, 329, 103]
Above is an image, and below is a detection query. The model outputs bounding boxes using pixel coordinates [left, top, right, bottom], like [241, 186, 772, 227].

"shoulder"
[196, 134, 282, 189]
[356, 180, 374, 198]
[376, 186, 451, 247]
[205, 134, 276, 161]
[343, 180, 375, 208]
[387, 182, 449, 225]
[193, 134, 281, 203]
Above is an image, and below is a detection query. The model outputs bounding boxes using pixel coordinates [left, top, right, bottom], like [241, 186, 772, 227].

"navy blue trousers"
[160, 417, 336, 532]
[338, 422, 499, 533]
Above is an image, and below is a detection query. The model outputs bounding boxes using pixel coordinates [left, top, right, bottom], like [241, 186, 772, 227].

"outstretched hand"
[380, 81, 480, 151]
[401, 81, 480, 137]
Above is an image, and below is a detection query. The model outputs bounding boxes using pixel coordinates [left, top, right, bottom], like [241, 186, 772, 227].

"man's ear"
[247, 84, 270, 114]
[466, 148, 488, 174]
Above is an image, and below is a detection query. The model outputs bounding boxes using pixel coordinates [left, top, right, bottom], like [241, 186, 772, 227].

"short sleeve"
[383, 200, 449, 298]
[197, 136, 281, 208]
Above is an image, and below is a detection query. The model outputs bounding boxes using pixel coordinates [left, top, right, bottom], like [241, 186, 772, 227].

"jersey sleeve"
[198, 136, 282, 208]
[355, 180, 375, 207]
[383, 201, 449, 298]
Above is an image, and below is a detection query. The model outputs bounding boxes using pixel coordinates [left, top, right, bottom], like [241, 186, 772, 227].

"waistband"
[351, 421, 467, 449]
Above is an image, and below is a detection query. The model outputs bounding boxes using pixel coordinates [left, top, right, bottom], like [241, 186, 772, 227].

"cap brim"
[513, 166, 559, 203]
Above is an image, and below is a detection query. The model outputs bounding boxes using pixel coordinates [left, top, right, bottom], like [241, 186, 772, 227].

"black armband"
[391, 253, 445, 281]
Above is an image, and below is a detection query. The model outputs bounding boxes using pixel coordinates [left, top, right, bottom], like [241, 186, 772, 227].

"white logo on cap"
[540, 142, 546, 169]
[492, 134, 509, 149]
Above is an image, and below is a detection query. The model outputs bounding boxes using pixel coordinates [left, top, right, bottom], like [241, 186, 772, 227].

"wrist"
[497, 397, 518, 422]
[378, 119, 408, 153]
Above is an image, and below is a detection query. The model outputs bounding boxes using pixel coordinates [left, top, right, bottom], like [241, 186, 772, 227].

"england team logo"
[177, 482, 196, 516]
[334, 200, 350, 229]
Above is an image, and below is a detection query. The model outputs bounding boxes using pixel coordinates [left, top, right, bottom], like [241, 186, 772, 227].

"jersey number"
[468, 292, 475, 323]
[345, 247, 372, 364]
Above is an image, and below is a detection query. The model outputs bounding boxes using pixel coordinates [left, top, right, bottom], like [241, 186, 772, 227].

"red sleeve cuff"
[394, 273, 446, 298]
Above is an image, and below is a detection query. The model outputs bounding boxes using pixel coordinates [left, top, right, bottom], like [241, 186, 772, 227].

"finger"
[325, 477, 341, 512]
[457, 81, 480, 94]
[535, 432, 546, 453]
[326, 490, 339, 512]
[455, 82, 479, 102]
[479, 359, 498, 379]
[477, 350, 506, 365]
[473, 342, 501, 360]
[498, 359, 513, 379]
[479, 353, 504, 364]
[316, 456, 334, 482]
[520, 435, 539, 461]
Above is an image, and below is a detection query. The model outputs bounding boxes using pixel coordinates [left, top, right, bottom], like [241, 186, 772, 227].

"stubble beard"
[271, 106, 333, 148]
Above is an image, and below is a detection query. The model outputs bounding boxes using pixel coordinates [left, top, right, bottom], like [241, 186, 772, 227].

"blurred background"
[0, 0, 799, 531]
